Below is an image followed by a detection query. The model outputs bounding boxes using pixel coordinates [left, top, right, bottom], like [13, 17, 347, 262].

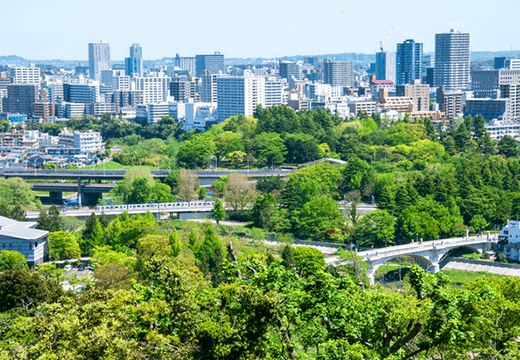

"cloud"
[447, 21, 465, 27]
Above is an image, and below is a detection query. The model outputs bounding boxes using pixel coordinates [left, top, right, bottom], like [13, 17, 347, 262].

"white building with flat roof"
[217, 73, 265, 122]
[11, 64, 41, 88]
[134, 76, 171, 104]
[183, 102, 218, 131]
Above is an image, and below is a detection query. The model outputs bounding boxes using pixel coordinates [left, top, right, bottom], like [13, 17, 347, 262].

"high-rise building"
[396, 39, 423, 85]
[322, 59, 354, 87]
[216, 74, 265, 122]
[10, 64, 41, 88]
[422, 55, 433, 76]
[303, 56, 320, 69]
[88, 41, 111, 82]
[2, 84, 38, 115]
[125, 43, 143, 78]
[264, 77, 286, 107]
[201, 71, 219, 103]
[170, 80, 198, 103]
[472, 69, 520, 120]
[434, 29, 471, 91]
[195, 52, 225, 77]
[134, 76, 171, 104]
[375, 51, 396, 84]
[279, 61, 300, 80]
[175, 54, 196, 75]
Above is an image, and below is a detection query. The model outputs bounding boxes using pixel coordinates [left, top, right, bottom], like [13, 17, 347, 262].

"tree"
[211, 198, 226, 224]
[0, 250, 27, 271]
[137, 235, 170, 258]
[0, 269, 61, 312]
[195, 227, 224, 286]
[292, 247, 325, 276]
[48, 231, 81, 260]
[176, 168, 200, 202]
[169, 228, 183, 258]
[351, 210, 395, 247]
[498, 135, 520, 158]
[198, 187, 207, 200]
[281, 244, 294, 268]
[119, 167, 155, 199]
[224, 173, 258, 212]
[81, 213, 104, 254]
[251, 193, 278, 229]
[453, 122, 472, 152]
[127, 177, 152, 204]
[36, 206, 62, 232]
[296, 196, 345, 240]
[188, 230, 199, 253]
[470, 214, 489, 233]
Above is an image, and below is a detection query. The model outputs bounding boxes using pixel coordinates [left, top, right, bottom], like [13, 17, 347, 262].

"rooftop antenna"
[380, 26, 395, 52]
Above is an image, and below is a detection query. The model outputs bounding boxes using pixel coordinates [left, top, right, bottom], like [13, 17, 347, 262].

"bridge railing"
[360, 237, 493, 261]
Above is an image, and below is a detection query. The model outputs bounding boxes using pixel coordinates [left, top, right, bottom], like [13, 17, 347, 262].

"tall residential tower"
[434, 29, 471, 91]
[396, 39, 423, 85]
[88, 41, 111, 83]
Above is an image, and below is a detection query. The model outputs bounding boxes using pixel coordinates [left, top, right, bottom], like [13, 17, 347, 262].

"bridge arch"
[438, 245, 483, 263]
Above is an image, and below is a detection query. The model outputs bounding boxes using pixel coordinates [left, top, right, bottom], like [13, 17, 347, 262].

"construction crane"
[379, 26, 395, 52]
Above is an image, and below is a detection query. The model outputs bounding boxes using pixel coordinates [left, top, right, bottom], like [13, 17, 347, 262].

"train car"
[96, 201, 217, 212]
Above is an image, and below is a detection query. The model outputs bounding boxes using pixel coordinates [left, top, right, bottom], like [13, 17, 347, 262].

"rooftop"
[0, 216, 48, 241]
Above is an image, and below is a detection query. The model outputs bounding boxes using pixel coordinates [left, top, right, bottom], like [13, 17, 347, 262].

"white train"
[96, 200, 215, 212]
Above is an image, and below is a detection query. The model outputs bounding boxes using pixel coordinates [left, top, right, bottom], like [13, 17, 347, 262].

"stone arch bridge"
[326, 234, 496, 284]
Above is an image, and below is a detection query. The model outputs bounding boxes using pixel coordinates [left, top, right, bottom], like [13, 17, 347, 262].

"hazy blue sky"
[2, 0, 519, 60]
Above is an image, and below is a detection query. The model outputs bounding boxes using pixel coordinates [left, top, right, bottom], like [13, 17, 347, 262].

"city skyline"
[1, 0, 519, 60]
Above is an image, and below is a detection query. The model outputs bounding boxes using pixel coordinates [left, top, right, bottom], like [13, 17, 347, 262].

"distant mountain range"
[1, 51, 519, 68]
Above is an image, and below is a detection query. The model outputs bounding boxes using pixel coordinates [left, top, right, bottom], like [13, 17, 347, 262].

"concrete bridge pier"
[367, 263, 379, 285]
[77, 177, 82, 207]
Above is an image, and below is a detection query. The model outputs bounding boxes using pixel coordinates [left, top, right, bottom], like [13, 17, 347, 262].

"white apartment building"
[145, 103, 170, 124]
[112, 75, 131, 91]
[264, 77, 286, 107]
[201, 72, 220, 103]
[73, 129, 104, 152]
[169, 102, 186, 121]
[11, 64, 41, 88]
[134, 76, 171, 104]
[183, 102, 218, 131]
[217, 73, 265, 122]
[485, 119, 520, 141]
[304, 83, 332, 100]
[57, 102, 86, 119]
[58, 128, 103, 153]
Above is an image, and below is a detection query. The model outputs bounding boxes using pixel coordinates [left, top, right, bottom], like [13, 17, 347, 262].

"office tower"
[88, 41, 111, 82]
[10, 64, 41, 87]
[216, 74, 265, 122]
[375, 51, 396, 84]
[175, 54, 196, 75]
[195, 52, 225, 77]
[2, 84, 38, 115]
[322, 59, 354, 87]
[125, 43, 143, 78]
[201, 70, 219, 103]
[303, 56, 320, 69]
[472, 69, 520, 120]
[134, 76, 171, 104]
[63, 83, 100, 104]
[434, 29, 470, 91]
[279, 61, 300, 80]
[396, 39, 423, 85]
[396, 80, 430, 111]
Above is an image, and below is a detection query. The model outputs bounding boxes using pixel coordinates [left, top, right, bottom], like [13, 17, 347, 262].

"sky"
[1, 0, 519, 60]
